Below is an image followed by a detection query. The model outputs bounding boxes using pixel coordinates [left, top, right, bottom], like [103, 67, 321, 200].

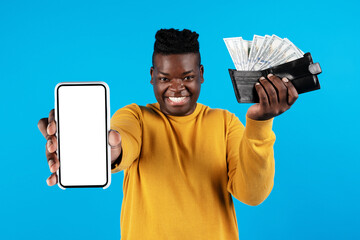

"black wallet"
[228, 52, 322, 103]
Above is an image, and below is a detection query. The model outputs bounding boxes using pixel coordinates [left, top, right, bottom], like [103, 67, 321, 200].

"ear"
[199, 65, 204, 84]
[150, 66, 154, 85]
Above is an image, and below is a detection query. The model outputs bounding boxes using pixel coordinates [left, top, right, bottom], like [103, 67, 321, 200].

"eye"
[184, 76, 195, 81]
[159, 77, 169, 82]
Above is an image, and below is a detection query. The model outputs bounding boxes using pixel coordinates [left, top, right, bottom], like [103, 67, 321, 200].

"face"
[150, 53, 204, 116]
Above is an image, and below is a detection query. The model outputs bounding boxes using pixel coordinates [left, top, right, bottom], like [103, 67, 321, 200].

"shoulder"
[112, 103, 163, 120]
[113, 103, 142, 116]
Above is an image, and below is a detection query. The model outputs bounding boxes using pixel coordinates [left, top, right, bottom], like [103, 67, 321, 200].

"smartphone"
[54, 82, 111, 189]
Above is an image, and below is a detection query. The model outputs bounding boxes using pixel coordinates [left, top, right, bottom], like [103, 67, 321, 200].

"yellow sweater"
[111, 103, 275, 240]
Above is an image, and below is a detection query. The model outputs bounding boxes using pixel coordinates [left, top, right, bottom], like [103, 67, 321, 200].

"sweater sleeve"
[226, 113, 276, 206]
[110, 103, 143, 174]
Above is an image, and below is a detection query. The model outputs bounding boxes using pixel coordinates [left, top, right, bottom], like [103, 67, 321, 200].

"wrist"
[246, 112, 273, 121]
[111, 150, 123, 169]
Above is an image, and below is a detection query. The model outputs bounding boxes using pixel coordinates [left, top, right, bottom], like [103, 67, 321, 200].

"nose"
[169, 78, 185, 91]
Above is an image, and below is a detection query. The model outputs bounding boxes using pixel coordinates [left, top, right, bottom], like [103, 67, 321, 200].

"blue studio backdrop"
[1, 0, 359, 239]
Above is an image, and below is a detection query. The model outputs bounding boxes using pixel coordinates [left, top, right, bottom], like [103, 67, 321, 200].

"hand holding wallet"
[228, 52, 322, 103]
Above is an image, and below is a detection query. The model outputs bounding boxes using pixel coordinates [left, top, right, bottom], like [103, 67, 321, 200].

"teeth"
[169, 97, 186, 103]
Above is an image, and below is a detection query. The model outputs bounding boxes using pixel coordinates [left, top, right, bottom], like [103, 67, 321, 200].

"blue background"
[1, 0, 359, 239]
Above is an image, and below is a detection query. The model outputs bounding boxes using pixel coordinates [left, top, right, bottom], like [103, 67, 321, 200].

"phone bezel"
[54, 82, 111, 189]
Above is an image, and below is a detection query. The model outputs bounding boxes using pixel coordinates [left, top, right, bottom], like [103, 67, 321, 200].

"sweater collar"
[150, 102, 204, 122]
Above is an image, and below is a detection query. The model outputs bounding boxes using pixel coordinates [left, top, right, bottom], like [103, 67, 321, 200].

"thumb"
[108, 129, 122, 149]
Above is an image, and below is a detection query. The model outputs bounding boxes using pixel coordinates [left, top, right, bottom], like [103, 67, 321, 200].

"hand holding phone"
[38, 109, 59, 186]
[38, 111, 123, 187]
[38, 82, 123, 189]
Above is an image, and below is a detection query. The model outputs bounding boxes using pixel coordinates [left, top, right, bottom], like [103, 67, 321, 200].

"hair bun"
[154, 28, 200, 54]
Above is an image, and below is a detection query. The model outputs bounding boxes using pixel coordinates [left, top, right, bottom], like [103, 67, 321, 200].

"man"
[38, 28, 298, 239]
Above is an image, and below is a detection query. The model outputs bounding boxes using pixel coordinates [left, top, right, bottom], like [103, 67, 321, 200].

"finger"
[282, 77, 299, 105]
[47, 120, 57, 136]
[38, 118, 49, 138]
[48, 109, 55, 123]
[46, 172, 58, 186]
[260, 77, 277, 106]
[255, 81, 269, 108]
[45, 140, 57, 166]
[109, 130, 122, 148]
[46, 149, 59, 174]
[47, 134, 58, 153]
[47, 109, 56, 136]
[267, 74, 287, 104]
[109, 130, 122, 162]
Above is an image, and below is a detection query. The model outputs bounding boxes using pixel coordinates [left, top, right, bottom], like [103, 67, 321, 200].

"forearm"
[110, 104, 142, 173]
[227, 116, 276, 206]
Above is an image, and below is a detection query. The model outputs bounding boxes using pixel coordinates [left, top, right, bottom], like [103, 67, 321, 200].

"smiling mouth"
[165, 96, 190, 105]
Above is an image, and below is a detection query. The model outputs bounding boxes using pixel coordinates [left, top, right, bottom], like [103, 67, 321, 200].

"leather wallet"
[228, 52, 322, 103]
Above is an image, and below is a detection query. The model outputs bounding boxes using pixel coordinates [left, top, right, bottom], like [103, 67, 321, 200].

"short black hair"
[152, 28, 201, 67]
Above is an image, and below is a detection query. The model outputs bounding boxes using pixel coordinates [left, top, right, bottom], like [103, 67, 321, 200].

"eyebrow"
[158, 71, 170, 76]
[158, 70, 194, 76]
[182, 70, 194, 75]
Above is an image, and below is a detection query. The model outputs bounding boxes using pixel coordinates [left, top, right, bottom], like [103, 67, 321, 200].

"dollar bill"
[255, 34, 283, 70]
[239, 38, 246, 70]
[250, 34, 271, 70]
[272, 52, 298, 66]
[260, 38, 291, 68]
[224, 37, 242, 70]
[224, 37, 251, 70]
[246, 35, 264, 70]
[233, 38, 246, 70]
[224, 34, 304, 71]
[285, 38, 303, 58]
[237, 38, 250, 70]
[265, 38, 303, 68]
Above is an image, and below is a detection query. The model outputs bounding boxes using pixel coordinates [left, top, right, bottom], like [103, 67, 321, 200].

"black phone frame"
[56, 83, 109, 188]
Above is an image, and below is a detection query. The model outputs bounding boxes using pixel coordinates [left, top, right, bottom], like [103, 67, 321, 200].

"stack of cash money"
[224, 35, 304, 71]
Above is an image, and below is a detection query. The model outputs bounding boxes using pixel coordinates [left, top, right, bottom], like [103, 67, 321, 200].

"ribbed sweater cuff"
[245, 115, 274, 140]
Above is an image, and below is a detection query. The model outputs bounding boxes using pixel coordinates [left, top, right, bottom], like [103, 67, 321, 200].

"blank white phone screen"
[57, 84, 108, 187]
